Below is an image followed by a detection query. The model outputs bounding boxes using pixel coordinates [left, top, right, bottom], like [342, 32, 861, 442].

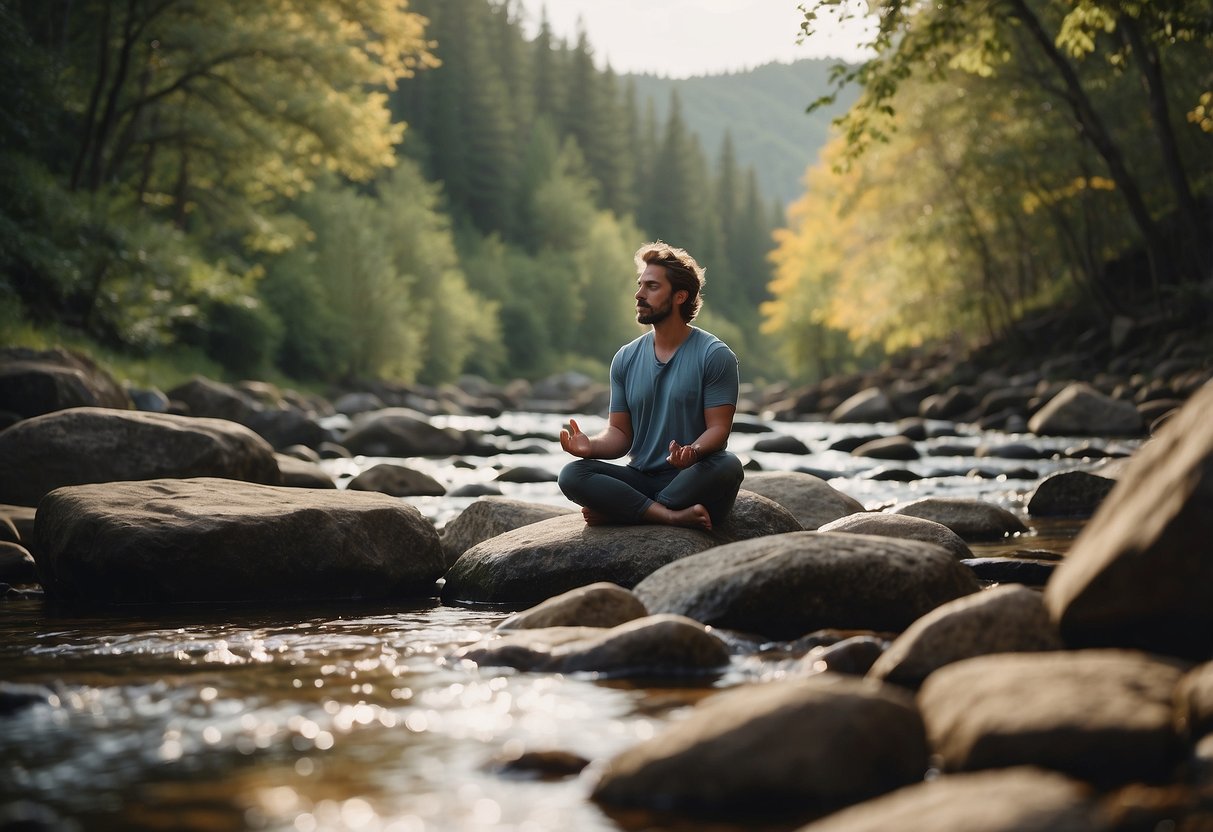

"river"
[0, 410, 1132, 831]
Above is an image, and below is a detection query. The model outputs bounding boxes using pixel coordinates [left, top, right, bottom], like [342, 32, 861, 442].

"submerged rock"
[496, 582, 648, 630]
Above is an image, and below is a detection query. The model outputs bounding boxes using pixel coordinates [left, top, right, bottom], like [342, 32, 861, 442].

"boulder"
[341, 408, 470, 457]
[438, 497, 574, 566]
[456, 614, 728, 677]
[962, 557, 1057, 586]
[852, 435, 919, 460]
[1026, 470, 1117, 517]
[591, 676, 927, 816]
[243, 408, 333, 450]
[919, 387, 978, 421]
[0, 541, 38, 584]
[0, 505, 36, 544]
[634, 532, 979, 640]
[891, 498, 1028, 541]
[868, 585, 1062, 689]
[0, 347, 130, 418]
[34, 478, 444, 604]
[332, 392, 386, 417]
[494, 466, 558, 483]
[1044, 379, 1213, 658]
[166, 376, 261, 423]
[274, 454, 336, 489]
[1028, 382, 1143, 436]
[0, 407, 281, 506]
[441, 515, 716, 605]
[819, 512, 972, 561]
[798, 767, 1105, 832]
[348, 462, 445, 497]
[713, 490, 804, 541]
[497, 582, 648, 630]
[740, 471, 865, 530]
[0, 514, 17, 545]
[829, 388, 896, 423]
[753, 435, 812, 454]
[917, 650, 1186, 786]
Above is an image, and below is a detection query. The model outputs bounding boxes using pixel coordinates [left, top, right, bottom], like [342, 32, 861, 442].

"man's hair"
[634, 241, 705, 323]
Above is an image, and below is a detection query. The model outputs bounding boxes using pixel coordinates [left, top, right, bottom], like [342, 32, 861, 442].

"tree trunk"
[85, 0, 140, 191]
[70, 0, 112, 190]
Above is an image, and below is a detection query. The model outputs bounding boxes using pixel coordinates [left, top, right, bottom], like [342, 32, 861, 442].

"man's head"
[634, 241, 705, 323]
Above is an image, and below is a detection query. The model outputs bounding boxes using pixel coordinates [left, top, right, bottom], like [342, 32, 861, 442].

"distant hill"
[627, 59, 857, 207]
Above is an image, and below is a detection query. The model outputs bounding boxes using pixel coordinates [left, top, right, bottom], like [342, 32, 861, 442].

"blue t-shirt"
[609, 327, 739, 473]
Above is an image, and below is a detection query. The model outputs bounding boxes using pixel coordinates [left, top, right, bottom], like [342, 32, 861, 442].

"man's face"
[635, 264, 679, 325]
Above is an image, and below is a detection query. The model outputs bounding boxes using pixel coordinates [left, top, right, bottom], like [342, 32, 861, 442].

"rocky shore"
[1, 330, 1212, 829]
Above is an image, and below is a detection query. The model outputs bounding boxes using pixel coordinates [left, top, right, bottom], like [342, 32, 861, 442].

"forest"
[1, 0, 1210, 390]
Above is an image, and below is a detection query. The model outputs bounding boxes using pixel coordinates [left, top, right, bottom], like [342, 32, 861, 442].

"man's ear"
[674, 289, 689, 307]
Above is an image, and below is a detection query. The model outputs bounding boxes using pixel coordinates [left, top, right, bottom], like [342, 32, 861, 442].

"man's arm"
[667, 404, 735, 469]
[560, 411, 634, 459]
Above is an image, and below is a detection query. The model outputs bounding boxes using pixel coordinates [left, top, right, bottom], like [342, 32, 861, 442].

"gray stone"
[634, 532, 979, 640]
[0, 347, 131, 418]
[341, 407, 469, 457]
[830, 388, 896, 423]
[797, 767, 1106, 832]
[917, 650, 1186, 786]
[740, 471, 865, 530]
[34, 478, 444, 604]
[852, 435, 919, 460]
[438, 497, 574, 566]
[274, 454, 336, 489]
[441, 515, 716, 605]
[962, 557, 1057, 586]
[819, 512, 972, 561]
[457, 614, 728, 677]
[332, 392, 386, 416]
[1027, 470, 1116, 518]
[591, 676, 927, 815]
[1044, 380, 1213, 658]
[753, 435, 811, 454]
[166, 376, 261, 423]
[868, 585, 1062, 689]
[714, 490, 804, 541]
[348, 462, 445, 497]
[1028, 382, 1143, 436]
[0, 407, 281, 506]
[497, 582, 648, 630]
[494, 466, 558, 483]
[0, 541, 37, 584]
[891, 498, 1027, 541]
[0, 505, 36, 545]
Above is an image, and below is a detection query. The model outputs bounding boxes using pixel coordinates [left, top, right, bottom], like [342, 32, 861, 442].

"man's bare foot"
[643, 502, 712, 531]
[582, 507, 617, 526]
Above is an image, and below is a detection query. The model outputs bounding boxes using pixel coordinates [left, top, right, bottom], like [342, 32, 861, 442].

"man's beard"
[637, 299, 673, 325]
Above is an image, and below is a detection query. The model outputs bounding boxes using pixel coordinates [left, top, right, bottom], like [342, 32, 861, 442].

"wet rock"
[497, 582, 648, 630]
[862, 467, 920, 482]
[492, 748, 590, 780]
[0, 514, 17, 545]
[819, 513, 972, 561]
[1028, 382, 1143, 436]
[35, 478, 444, 604]
[798, 767, 1105, 832]
[0, 347, 131, 418]
[447, 483, 503, 498]
[714, 490, 804, 542]
[0, 408, 281, 507]
[868, 585, 1062, 689]
[891, 498, 1028, 541]
[976, 442, 1054, 460]
[494, 466, 558, 483]
[341, 408, 470, 457]
[0, 682, 60, 716]
[852, 435, 919, 460]
[753, 434, 811, 454]
[458, 614, 728, 677]
[438, 496, 574, 567]
[634, 532, 979, 640]
[280, 444, 321, 463]
[274, 454, 336, 489]
[0, 505, 36, 544]
[1177, 662, 1213, 741]
[591, 676, 927, 816]
[740, 471, 865, 530]
[317, 441, 352, 459]
[1044, 379, 1213, 658]
[917, 650, 1186, 786]
[800, 635, 888, 677]
[441, 515, 716, 605]
[0, 541, 37, 584]
[348, 462, 445, 497]
[1026, 470, 1116, 518]
[830, 388, 896, 423]
[919, 387, 978, 420]
[828, 434, 882, 452]
[962, 557, 1057, 586]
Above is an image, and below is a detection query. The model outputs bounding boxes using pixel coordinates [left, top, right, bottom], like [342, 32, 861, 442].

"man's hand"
[560, 418, 593, 458]
[667, 440, 699, 470]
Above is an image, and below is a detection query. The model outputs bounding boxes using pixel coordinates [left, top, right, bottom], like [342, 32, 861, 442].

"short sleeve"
[608, 344, 630, 413]
[703, 343, 739, 408]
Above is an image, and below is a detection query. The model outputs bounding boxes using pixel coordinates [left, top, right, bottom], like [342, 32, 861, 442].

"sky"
[516, 0, 874, 79]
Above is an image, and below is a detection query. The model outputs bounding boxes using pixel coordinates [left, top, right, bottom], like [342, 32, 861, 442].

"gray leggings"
[558, 451, 745, 525]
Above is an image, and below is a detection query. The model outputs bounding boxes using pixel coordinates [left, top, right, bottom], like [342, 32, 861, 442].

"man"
[557, 241, 744, 531]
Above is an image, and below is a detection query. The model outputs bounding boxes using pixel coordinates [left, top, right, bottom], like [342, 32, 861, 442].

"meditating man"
[557, 241, 745, 530]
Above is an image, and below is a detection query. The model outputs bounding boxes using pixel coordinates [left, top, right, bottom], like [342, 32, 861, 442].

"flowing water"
[0, 411, 1136, 831]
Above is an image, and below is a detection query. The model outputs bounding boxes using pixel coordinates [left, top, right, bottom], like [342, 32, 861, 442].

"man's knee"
[557, 459, 596, 501]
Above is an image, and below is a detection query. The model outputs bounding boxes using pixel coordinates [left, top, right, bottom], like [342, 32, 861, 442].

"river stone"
[917, 650, 1186, 786]
[332, 392, 386, 416]
[829, 388, 896, 423]
[1026, 470, 1117, 517]
[439, 496, 574, 567]
[819, 512, 972, 561]
[348, 462, 445, 497]
[34, 478, 445, 605]
[753, 434, 811, 454]
[0, 505, 36, 545]
[740, 471, 865, 530]
[868, 585, 1062, 689]
[634, 532, 979, 640]
[341, 407, 469, 457]
[497, 582, 648, 630]
[1044, 379, 1213, 658]
[494, 466, 558, 483]
[0, 514, 17, 545]
[714, 490, 804, 541]
[243, 407, 332, 451]
[851, 435, 919, 460]
[0, 407, 282, 506]
[273, 454, 336, 489]
[0, 542, 37, 584]
[0, 347, 131, 418]
[890, 498, 1028, 541]
[801, 635, 889, 677]
[1028, 382, 1143, 437]
[797, 767, 1105, 832]
[458, 614, 727, 677]
[919, 387, 978, 420]
[167, 376, 262, 423]
[962, 557, 1057, 586]
[1177, 662, 1213, 741]
[441, 514, 716, 605]
[591, 675, 927, 815]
